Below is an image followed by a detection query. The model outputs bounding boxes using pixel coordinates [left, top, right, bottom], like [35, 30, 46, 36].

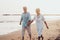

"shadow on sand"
[55, 34, 60, 40]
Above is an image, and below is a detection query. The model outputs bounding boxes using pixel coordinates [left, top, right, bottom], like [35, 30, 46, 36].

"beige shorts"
[22, 26, 31, 37]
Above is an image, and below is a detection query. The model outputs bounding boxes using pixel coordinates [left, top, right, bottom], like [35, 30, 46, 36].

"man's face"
[23, 7, 27, 13]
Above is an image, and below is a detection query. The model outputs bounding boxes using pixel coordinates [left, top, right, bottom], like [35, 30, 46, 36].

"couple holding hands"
[20, 6, 49, 40]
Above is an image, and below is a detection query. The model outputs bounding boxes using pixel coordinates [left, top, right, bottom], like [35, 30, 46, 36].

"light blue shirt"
[21, 12, 31, 27]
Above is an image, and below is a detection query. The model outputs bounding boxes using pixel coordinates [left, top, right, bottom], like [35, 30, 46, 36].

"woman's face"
[36, 8, 40, 15]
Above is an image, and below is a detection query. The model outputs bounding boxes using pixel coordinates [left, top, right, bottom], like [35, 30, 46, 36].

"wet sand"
[0, 20, 60, 40]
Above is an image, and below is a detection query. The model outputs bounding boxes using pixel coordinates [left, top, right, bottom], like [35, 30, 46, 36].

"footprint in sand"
[11, 39, 14, 40]
[32, 38, 35, 40]
[36, 38, 38, 40]
[48, 39, 50, 40]
[18, 37, 22, 40]
[27, 36, 29, 38]
[55, 34, 60, 40]
[34, 34, 36, 35]
[18, 37, 20, 39]
[56, 29, 60, 32]
[48, 37, 55, 40]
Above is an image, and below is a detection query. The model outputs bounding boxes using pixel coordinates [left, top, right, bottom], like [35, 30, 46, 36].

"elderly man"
[20, 6, 31, 40]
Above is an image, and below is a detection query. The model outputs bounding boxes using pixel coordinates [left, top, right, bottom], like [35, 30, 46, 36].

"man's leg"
[22, 27, 25, 40]
[26, 26, 31, 40]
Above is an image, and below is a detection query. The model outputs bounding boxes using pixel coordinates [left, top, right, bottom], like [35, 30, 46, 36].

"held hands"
[27, 20, 32, 26]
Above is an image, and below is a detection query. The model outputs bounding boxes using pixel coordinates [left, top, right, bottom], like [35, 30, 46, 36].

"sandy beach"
[0, 20, 60, 40]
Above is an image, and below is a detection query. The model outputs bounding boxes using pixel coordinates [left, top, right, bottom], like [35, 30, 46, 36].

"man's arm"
[19, 14, 23, 25]
[20, 19, 22, 25]
[27, 13, 31, 26]
[44, 21, 49, 29]
[27, 14, 35, 26]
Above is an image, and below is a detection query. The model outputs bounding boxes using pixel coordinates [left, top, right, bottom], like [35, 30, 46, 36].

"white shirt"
[34, 14, 45, 27]
[33, 14, 45, 36]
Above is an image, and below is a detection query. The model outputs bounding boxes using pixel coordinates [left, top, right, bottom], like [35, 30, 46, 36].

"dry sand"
[0, 20, 60, 40]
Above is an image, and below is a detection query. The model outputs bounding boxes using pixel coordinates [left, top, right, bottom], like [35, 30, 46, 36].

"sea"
[0, 15, 60, 35]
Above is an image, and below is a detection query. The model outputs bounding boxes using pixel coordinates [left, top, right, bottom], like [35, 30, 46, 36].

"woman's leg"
[41, 35, 44, 40]
[37, 28, 43, 40]
[38, 36, 41, 40]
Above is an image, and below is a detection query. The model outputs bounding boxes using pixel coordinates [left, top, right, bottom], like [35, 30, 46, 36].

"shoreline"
[0, 20, 60, 40]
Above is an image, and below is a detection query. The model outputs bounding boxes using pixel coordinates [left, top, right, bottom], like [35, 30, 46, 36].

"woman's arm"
[44, 21, 49, 29]
[27, 20, 34, 26]
[27, 17, 35, 26]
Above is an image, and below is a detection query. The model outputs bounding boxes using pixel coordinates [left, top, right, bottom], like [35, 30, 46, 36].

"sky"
[0, 0, 60, 35]
[0, 0, 60, 14]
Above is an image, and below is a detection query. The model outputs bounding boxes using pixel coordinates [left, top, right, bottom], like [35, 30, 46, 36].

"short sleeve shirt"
[21, 12, 31, 27]
[33, 14, 45, 28]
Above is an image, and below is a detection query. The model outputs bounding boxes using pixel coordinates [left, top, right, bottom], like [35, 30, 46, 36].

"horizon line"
[2, 14, 60, 16]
